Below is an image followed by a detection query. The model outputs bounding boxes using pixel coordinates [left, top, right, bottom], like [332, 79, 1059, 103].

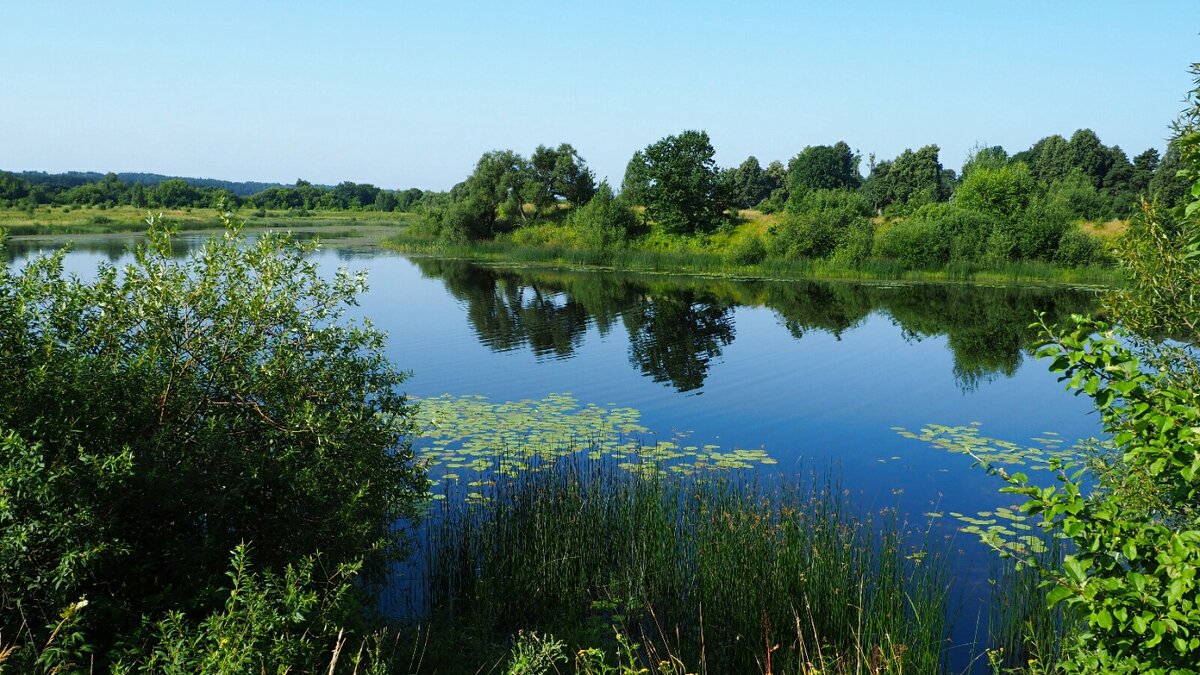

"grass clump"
[424, 457, 950, 674]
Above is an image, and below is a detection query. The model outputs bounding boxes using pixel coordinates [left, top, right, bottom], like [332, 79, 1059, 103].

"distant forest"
[0, 170, 443, 213]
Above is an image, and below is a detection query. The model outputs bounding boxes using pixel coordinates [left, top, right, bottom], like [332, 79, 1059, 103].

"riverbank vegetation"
[0, 202, 417, 236]
[387, 126, 1189, 282]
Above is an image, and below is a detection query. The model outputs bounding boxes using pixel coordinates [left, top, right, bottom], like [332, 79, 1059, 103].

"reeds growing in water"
[423, 457, 951, 674]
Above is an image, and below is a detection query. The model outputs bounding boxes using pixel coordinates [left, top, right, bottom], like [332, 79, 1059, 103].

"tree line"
[415, 127, 1192, 270]
[0, 170, 444, 213]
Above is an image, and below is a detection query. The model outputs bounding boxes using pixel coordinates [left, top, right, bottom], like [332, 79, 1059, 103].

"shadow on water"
[411, 258, 1101, 393]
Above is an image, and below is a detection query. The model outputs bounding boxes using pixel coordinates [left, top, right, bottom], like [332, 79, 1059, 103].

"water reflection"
[411, 259, 1100, 393]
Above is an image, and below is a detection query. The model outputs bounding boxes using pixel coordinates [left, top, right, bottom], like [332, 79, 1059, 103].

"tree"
[441, 150, 530, 239]
[954, 162, 1035, 224]
[1150, 141, 1192, 208]
[569, 181, 640, 252]
[152, 178, 201, 208]
[621, 130, 729, 234]
[0, 215, 424, 665]
[531, 143, 597, 207]
[1017, 134, 1073, 185]
[1103, 145, 1134, 195]
[786, 142, 860, 195]
[1131, 148, 1161, 195]
[961, 144, 1008, 180]
[728, 156, 773, 209]
[1067, 128, 1113, 188]
[883, 145, 948, 208]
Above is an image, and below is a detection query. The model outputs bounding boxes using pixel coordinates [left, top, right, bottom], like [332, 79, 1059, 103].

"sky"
[1, 2, 1196, 191]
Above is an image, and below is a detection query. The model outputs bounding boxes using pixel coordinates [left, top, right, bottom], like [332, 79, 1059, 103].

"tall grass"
[985, 533, 1075, 672]
[384, 234, 1123, 287]
[424, 457, 951, 674]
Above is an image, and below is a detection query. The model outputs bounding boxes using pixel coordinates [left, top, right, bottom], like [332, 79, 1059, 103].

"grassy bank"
[420, 456, 950, 674]
[0, 204, 416, 235]
[384, 232, 1124, 286]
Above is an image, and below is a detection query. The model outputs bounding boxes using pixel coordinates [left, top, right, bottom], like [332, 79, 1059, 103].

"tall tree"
[1067, 128, 1113, 188]
[729, 156, 773, 208]
[621, 130, 729, 234]
[884, 145, 948, 207]
[530, 143, 597, 207]
[1130, 148, 1161, 196]
[786, 142, 860, 194]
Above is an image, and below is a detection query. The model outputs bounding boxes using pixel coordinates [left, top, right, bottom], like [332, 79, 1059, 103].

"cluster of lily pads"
[411, 392, 777, 501]
[892, 423, 1106, 556]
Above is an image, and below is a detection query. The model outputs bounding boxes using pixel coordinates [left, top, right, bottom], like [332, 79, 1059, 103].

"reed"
[423, 456, 951, 673]
[383, 234, 1123, 287]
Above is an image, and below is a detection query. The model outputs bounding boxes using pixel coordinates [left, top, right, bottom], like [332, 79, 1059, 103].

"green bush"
[724, 232, 767, 265]
[768, 189, 872, 260]
[974, 66, 1200, 674]
[0, 215, 423, 668]
[954, 162, 1035, 224]
[1015, 195, 1072, 260]
[569, 182, 640, 252]
[1055, 228, 1110, 267]
[874, 217, 950, 268]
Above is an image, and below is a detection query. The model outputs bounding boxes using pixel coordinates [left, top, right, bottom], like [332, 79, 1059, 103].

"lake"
[7, 231, 1105, 658]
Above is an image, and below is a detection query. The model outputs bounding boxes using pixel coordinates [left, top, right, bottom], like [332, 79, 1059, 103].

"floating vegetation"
[411, 393, 778, 493]
[890, 423, 1109, 556]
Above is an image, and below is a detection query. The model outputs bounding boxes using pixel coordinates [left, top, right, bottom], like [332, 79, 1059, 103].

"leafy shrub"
[724, 233, 766, 265]
[769, 189, 872, 260]
[954, 162, 1035, 224]
[831, 218, 876, 266]
[874, 217, 950, 268]
[1047, 168, 1111, 222]
[1055, 228, 1110, 267]
[569, 182, 640, 252]
[111, 546, 361, 674]
[1015, 195, 1072, 259]
[0, 215, 423, 667]
[974, 66, 1200, 674]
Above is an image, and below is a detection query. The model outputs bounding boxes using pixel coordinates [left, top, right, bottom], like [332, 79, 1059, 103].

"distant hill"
[13, 171, 291, 196]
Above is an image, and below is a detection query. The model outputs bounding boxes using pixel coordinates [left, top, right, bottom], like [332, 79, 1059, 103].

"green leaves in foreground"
[412, 393, 777, 499]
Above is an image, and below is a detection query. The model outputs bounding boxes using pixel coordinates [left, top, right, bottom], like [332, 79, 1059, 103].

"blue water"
[10, 234, 1105, 666]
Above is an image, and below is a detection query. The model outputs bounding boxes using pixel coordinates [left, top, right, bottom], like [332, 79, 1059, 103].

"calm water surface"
[9, 233, 1105, 652]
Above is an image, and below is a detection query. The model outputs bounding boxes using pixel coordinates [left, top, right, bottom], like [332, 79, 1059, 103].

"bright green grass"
[0, 205, 416, 235]
[384, 233, 1124, 287]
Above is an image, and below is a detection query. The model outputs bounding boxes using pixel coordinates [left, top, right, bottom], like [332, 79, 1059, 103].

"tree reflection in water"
[413, 259, 1101, 394]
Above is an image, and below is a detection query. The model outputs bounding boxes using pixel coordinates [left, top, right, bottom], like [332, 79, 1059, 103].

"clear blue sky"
[1, 2, 1195, 190]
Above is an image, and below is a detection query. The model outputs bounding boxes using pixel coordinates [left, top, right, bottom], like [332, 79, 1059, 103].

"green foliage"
[724, 231, 767, 265]
[505, 631, 569, 675]
[112, 545, 361, 674]
[1046, 169, 1110, 222]
[970, 65, 1200, 674]
[769, 189, 872, 260]
[1014, 194, 1072, 260]
[961, 144, 1010, 180]
[875, 217, 950, 269]
[727, 155, 777, 208]
[531, 143, 598, 207]
[569, 182, 640, 253]
[877, 145, 951, 212]
[954, 162, 1035, 224]
[428, 459, 948, 673]
[785, 141, 861, 194]
[621, 130, 730, 234]
[1055, 228, 1109, 267]
[0, 214, 423, 667]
